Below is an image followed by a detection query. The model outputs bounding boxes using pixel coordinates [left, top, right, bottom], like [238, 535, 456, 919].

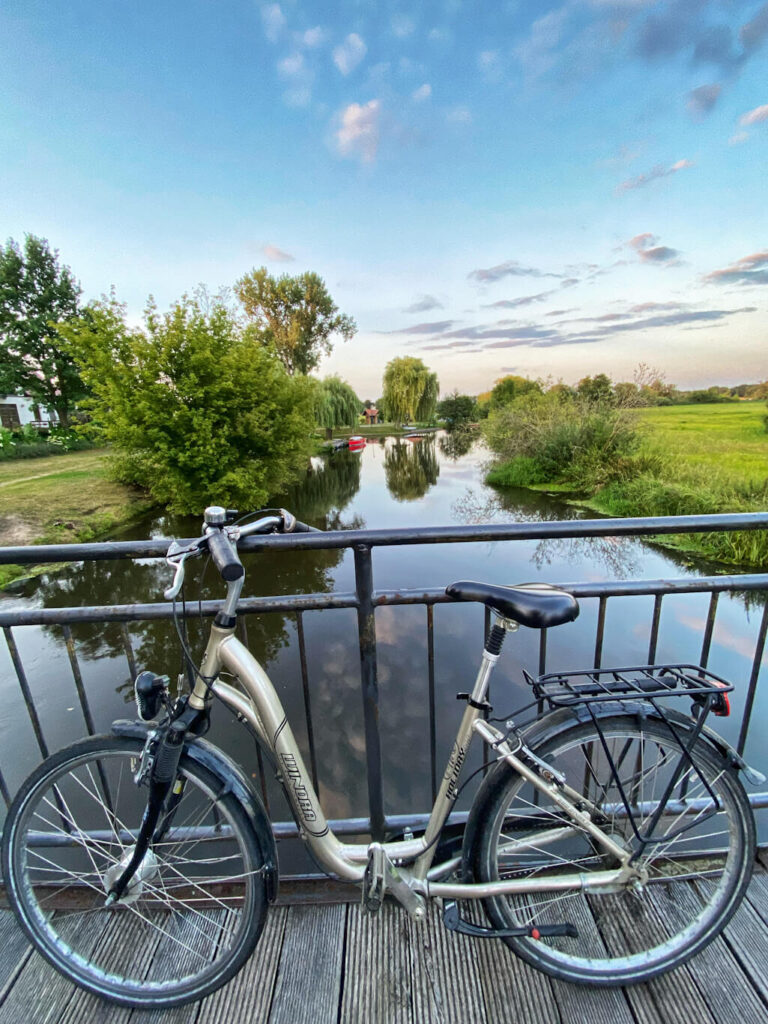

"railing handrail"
[0, 510, 767, 565]
[0, 574, 767, 628]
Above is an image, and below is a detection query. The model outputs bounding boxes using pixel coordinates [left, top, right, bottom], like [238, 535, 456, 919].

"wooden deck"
[2, 857, 768, 1023]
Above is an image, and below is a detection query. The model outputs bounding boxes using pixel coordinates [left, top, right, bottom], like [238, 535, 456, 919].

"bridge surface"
[1, 853, 767, 1024]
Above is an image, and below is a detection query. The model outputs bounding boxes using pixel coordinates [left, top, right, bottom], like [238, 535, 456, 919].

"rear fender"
[461, 701, 760, 881]
[111, 719, 279, 902]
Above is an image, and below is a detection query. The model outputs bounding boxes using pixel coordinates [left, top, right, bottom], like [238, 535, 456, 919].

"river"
[0, 432, 765, 844]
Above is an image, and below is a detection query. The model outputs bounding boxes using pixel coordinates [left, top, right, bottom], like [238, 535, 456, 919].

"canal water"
[0, 433, 766, 849]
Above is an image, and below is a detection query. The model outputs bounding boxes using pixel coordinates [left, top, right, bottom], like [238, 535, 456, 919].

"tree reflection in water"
[34, 451, 365, 683]
[439, 428, 477, 461]
[452, 486, 642, 578]
[384, 438, 440, 502]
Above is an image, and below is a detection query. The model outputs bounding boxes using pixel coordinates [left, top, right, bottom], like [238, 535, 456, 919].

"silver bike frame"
[187, 584, 633, 902]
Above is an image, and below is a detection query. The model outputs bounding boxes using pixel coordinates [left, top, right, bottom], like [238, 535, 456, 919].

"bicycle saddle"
[446, 580, 579, 629]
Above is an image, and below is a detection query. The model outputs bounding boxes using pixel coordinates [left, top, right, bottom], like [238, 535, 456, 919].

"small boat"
[348, 435, 366, 451]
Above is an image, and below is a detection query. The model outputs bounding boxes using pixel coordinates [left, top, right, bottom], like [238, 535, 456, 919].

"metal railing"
[0, 511, 767, 846]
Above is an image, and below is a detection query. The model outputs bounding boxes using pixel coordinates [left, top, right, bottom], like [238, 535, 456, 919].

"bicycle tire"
[2, 735, 269, 1008]
[467, 714, 755, 985]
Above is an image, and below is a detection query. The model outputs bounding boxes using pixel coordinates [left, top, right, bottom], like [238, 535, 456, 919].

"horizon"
[1, 1, 766, 398]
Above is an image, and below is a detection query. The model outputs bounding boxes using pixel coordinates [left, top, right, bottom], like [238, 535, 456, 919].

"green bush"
[60, 293, 315, 513]
[483, 391, 639, 491]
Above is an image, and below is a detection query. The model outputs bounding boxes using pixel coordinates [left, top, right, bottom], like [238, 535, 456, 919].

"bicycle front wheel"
[2, 735, 269, 1008]
[468, 715, 755, 985]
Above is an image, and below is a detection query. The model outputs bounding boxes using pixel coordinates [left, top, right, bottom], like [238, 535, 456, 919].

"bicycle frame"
[188, 619, 635, 904]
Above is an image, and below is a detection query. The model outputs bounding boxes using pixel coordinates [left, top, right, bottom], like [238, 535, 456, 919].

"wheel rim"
[484, 721, 748, 976]
[9, 744, 262, 999]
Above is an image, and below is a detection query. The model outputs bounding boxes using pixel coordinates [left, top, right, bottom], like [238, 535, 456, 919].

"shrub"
[483, 391, 639, 491]
[60, 294, 316, 513]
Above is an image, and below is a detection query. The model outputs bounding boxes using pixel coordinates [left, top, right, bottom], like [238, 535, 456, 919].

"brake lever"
[163, 540, 198, 601]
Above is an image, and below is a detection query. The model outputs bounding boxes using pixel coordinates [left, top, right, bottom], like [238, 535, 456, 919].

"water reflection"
[451, 485, 642, 577]
[384, 438, 440, 502]
[31, 451, 367, 670]
[439, 428, 476, 461]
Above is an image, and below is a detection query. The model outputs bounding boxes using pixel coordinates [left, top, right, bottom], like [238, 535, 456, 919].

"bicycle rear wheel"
[468, 715, 755, 985]
[2, 735, 268, 1008]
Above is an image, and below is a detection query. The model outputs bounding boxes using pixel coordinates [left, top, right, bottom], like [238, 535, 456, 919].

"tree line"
[0, 234, 445, 512]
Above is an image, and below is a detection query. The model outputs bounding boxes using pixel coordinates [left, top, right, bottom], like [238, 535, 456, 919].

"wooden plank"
[0, 911, 32, 1002]
[544, 896, 634, 1024]
[743, 868, 768, 927]
[197, 907, 288, 1024]
[646, 883, 767, 1024]
[339, 903, 413, 1024]
[588, 888, 717, 1024]
[0, 913, 111, 1024]
[406, 903, 488, 1024]
[268, 904, 346, 1024]
[720, 880, 768, 1007]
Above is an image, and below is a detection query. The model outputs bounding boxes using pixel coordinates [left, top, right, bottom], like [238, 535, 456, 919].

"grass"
[0, 450, 156, 587]
[633, 403, 767, 488]
[589, 404, 768, 567]
[488, 402, 768, 569]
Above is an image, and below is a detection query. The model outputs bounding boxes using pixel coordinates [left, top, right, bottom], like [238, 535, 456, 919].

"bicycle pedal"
[443, 900, 578, 940]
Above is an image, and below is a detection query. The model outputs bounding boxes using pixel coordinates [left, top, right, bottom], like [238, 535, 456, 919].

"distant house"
[0, 396, 57, 430]
[363, 405, 379, 425]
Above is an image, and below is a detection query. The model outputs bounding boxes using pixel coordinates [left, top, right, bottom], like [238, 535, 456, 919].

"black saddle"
[446, 581, 579, 630]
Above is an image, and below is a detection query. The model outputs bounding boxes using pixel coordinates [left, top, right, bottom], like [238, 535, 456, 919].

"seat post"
[470, 614, 518, 705]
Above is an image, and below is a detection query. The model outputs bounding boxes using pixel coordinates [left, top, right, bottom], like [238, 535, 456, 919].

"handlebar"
[206, 528, 245, 581]
[163, 507, 320, 599]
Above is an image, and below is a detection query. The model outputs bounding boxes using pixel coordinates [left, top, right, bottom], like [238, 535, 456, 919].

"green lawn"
[0, 450, 155, 584]
[636, 403, 767, 489]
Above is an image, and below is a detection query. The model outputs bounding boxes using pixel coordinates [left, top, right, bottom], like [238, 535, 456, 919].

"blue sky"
[1, 1, 766, 398]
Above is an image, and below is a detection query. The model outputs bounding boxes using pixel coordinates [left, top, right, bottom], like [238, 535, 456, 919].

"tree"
[436, 390, 477, 430]
[0, 235, 84, 426]
[489, 374, 541, 410]
[60, 293, 315, 513]
[381, 357, 439, 426]
[313, 375, 361, 428]
[235, 267, 356, 376]
[577, 373, 614, 405]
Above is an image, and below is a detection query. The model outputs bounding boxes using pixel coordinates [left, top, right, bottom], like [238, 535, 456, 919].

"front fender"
[111, 719, 279, 902]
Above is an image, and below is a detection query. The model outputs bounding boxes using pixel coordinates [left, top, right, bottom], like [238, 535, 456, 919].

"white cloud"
[336, 100, 381, 163]
[392, 15, 415, 38]
[283, 87, 311, 108]
[262, 244, 295, 262]
[412, 83, 432, 102]
[478, 49, 502, 80]
[333, 33, 367, 75]
[278, 53, 304, 77]
[300, 26, 325, 48]
[446, 104, 471, 124]
[729, 130, 749, 145]
[261, 4, 286, 44]
[739, 103, 768, 126]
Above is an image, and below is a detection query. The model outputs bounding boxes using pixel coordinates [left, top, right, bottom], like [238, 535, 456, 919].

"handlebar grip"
[207, 528, 245, 581]
[292, 520, 321, 533]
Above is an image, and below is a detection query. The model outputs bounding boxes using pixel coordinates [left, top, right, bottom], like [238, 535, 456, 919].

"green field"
[0, 450, 155, 586]
[591, 402, 767, 566]
[635, 403, 767, 489]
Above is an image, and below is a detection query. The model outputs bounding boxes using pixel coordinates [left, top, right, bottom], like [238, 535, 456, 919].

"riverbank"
[487, 402, 768, 568]
[0, 450, 156, 587]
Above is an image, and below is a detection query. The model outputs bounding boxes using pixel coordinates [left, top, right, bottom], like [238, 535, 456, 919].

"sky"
[0, 0, 766, 399]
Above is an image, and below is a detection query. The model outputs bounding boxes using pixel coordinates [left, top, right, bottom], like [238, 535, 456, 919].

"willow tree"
[313, 375, 361, 429]
[381, 357, 439, 426]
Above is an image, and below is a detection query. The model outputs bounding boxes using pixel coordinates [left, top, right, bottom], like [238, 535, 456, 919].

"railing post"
[353, 544, 386, 840]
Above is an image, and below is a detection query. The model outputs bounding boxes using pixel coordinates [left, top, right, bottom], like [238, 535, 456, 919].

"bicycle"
[1, 506, 762, 1008]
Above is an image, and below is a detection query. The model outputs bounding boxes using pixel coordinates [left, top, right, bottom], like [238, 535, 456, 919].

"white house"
[0, 396, 57, 430]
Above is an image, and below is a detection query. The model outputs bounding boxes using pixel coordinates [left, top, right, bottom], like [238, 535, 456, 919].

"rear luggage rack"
[532, 663, 732, 714]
